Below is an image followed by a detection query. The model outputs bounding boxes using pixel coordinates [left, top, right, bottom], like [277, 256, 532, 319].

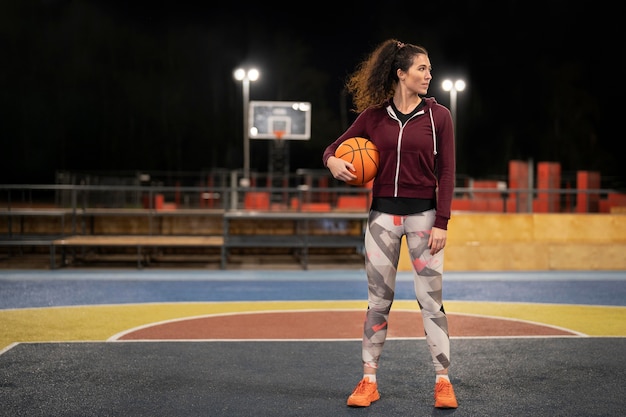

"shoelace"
[436, 381, 452, 396]
[354, 380, 373, 394]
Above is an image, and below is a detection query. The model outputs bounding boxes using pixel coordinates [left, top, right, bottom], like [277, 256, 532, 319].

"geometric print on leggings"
[362, 209, 451, 372]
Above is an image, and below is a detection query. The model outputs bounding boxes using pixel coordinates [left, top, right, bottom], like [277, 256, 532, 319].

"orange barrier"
[336, 195, 368, 211]
[244, 192, 270, 210]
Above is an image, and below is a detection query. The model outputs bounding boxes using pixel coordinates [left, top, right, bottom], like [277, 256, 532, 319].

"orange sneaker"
[347, 377, 380, 407]
[434, 378, 458, 408]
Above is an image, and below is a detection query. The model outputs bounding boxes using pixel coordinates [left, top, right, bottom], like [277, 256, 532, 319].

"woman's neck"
[393, 92, 422, 115]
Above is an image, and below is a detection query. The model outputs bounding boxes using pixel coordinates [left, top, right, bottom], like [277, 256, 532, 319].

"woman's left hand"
[428, 227, 447, 255]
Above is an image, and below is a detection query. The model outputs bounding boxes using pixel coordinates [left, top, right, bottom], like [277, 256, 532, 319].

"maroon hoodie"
[323, 97, 455, 230]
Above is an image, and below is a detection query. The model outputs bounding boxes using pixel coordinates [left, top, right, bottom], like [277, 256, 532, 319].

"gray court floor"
[1, 338, 624, 417]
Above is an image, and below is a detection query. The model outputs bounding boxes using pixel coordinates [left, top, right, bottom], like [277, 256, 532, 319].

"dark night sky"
[2, 0, 624, 189]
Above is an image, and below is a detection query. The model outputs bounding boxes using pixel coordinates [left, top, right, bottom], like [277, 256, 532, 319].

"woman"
[322, 39, 458, 409]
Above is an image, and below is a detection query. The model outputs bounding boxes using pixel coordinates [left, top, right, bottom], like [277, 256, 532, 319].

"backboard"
[249, 100, 311, 140]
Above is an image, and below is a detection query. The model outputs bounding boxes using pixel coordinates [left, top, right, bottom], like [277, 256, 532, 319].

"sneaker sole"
[435, 403, 458, 409]
[347, 393, 380, 407]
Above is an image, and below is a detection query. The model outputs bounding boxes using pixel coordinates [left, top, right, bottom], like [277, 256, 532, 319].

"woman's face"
[400, 54, 432, 96]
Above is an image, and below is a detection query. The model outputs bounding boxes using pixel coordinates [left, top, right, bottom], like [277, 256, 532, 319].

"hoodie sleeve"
[322, 110, 371, 166]
[433, 104, 456, 230]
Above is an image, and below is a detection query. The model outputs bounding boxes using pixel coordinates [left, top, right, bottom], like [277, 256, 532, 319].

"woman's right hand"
[326, 156, 357, 183]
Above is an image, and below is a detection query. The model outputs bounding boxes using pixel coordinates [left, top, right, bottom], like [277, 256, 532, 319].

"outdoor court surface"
[1, 269, 625, 416]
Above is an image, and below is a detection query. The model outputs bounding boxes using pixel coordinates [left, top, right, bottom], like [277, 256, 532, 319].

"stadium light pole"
[441, 79, 466, 147]
[233, 67, 260, 187]
[441, 79, 465, 164]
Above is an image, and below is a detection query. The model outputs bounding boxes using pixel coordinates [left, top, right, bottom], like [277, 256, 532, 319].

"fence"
[1, 183, 624, 214]
[2, 182, 625, 271]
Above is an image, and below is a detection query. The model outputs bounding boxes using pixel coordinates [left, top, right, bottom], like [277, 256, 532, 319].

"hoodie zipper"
[390, 108, 427, 197]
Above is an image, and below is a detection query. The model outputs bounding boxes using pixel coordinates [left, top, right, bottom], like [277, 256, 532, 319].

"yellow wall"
[398, 213, 626, 271]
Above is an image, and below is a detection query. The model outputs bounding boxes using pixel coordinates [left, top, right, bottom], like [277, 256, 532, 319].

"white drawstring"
[429, 108, 437, 155]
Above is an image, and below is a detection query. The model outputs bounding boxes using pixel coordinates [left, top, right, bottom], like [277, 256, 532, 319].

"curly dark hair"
[345, 39, 429, 113]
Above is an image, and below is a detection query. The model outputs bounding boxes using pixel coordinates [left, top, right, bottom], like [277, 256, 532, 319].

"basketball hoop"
[274, 130, 285, 141]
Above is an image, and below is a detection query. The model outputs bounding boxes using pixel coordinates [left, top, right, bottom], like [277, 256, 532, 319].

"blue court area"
[0, 269, 625, 309]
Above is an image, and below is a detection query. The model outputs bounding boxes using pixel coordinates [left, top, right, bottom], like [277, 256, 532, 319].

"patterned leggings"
[362, 209, 450, 372]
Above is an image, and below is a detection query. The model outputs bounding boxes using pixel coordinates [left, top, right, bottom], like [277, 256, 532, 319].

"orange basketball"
[334, 137, 379, 186]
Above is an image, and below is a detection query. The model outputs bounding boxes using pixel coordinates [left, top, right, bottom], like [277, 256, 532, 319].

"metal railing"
[0, 183, 620, 214]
